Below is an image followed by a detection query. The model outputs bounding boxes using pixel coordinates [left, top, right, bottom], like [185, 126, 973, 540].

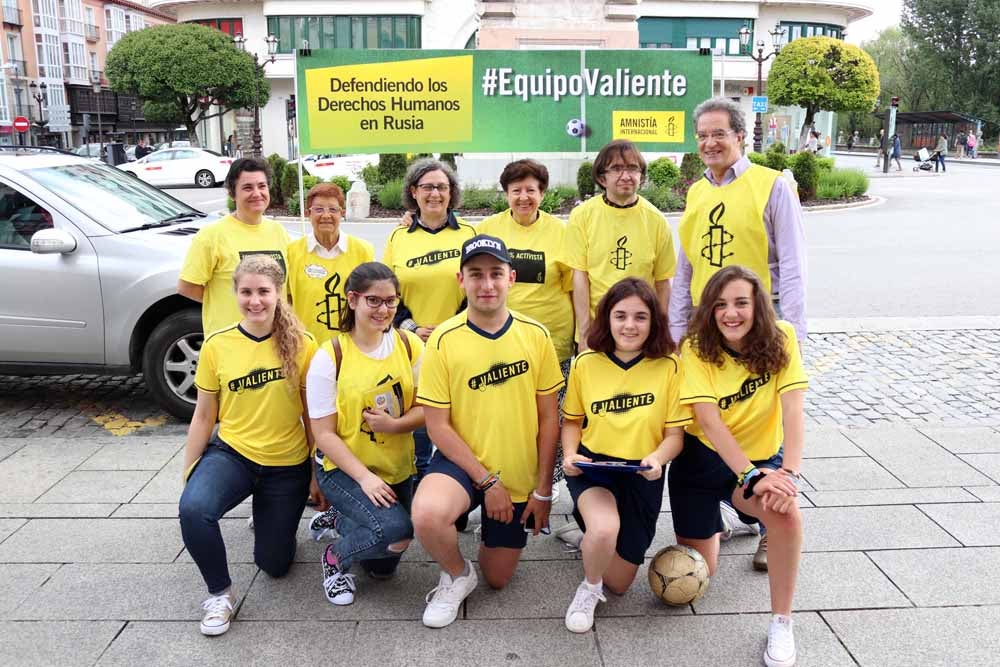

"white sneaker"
[199, 591, 234, 636]
[564, 581, 606, 633]
[308, 508, 342, 542]
[719, 501, 758, 541]
[764, 614, 796, 667]
[322, 544, 356, 606]
[422, 560, 478, 628]
[554, 520, 584, 552]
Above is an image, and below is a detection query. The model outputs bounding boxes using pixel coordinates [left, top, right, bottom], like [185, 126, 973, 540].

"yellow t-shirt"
[417, 311, 565, 502]
[180, 215, 292, 335]
[195, 324, 317, 466]
[319, 329, 423, 484]
[563, 195, 676, 317]
[563, 350, 691, 461]
[679, 321, 808, 461]
[287, 235, 375, 344]
[679, 164, 779, 304]
[477, 210, 575, 362]
[382, 217, 476, 327]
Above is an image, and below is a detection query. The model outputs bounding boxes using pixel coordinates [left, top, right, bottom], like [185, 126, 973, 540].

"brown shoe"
[753, 534, 768, 572]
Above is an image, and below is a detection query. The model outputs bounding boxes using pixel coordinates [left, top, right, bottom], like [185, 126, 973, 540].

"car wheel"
[195, 169, 215, 188]
[142, 309, 203, 420]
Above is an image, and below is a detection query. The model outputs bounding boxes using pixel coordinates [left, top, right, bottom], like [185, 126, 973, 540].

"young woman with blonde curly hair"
[179, 254, 317, 637]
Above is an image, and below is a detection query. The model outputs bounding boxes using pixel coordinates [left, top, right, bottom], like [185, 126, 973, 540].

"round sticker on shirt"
[304, 264, 328, 279]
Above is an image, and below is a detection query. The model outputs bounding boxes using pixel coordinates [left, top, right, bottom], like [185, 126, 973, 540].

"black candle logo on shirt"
[701, 202, 734, 268]
[609, 235, 632, 271]
[316, 272, 345, 331]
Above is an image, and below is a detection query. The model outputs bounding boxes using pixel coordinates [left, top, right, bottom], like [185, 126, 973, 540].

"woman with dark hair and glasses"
[383, 158, 475, 484]
[560, 278, 689, 633]
[306, 262, 425, 606]
[669, 265, 807, 667]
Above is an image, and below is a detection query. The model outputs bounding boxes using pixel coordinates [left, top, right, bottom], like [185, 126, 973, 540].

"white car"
[119, 147, 233, 188]
[297, 153, 378, 181]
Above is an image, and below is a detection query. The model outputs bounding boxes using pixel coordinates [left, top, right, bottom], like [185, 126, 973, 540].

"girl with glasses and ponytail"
[305, 262, 425, 606]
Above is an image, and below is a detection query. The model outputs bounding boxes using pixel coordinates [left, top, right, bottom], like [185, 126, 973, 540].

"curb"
[803, 195, 885, 213]
[809, 316, 1000, 334]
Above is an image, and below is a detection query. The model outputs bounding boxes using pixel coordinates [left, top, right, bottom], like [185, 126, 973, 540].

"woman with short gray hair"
[382, 158, 475, 483]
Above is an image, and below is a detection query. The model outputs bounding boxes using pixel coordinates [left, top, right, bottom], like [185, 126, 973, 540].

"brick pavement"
[1, 329, 997, 438]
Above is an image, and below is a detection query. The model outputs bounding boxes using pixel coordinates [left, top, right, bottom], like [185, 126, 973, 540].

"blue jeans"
[935, 153, 946, 172]
[179, 439, 310, 594]
[412, 426, 433, 485]
[315, 465, 414, 573]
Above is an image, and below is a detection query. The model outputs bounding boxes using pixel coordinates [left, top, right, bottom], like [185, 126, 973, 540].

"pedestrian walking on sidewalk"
[891, 134, 903, 171]
[934, 134, 948, 173]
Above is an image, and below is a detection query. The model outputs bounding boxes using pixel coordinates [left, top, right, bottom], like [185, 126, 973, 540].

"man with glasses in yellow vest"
[668, 96, 807, 573]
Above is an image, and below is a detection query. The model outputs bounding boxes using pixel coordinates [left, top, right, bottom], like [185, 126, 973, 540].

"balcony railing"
[85, 23, 99, 41]
[2, 5, 21, 26]
[6, 59, 26, 77]
[64, 64, 88, 83]
[60, 18, 85, 36]
[89, 69, 103, 86]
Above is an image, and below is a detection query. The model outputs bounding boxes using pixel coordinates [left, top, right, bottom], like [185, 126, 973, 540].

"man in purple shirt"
[669, 96, 808, 573]
[669, 97, 807, 343]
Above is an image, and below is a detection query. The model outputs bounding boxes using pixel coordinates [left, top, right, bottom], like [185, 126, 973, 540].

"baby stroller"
[913, 147, 934, 171]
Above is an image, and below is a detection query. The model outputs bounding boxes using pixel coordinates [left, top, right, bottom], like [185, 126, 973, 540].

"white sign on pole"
[46, 103, 72, 132]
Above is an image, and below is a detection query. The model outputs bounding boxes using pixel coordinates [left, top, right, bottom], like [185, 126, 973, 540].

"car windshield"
[26, 161, 200, 232]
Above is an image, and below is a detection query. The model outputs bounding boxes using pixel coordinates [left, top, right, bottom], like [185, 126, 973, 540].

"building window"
[105, 6, 126, 49]
[639, 18, 753, 56]
[188, 18, 244, 37]
[266, 15, 420, 53]
[779, 21, 844, 44]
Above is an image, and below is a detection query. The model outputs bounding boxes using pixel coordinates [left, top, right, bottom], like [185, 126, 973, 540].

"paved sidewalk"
[1, 424, 1000, 666]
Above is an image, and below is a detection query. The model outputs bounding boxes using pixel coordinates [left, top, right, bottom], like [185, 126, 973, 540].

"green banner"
[296, 49, 713, 154]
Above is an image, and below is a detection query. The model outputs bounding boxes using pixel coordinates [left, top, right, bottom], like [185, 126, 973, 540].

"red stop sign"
[13, 116, 29, 133]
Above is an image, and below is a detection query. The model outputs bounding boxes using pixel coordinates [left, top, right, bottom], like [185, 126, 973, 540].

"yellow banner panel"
[612, 111, 685, 143]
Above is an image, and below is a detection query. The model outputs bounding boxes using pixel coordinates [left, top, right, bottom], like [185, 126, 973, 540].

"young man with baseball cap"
[411, 234, 564, 628]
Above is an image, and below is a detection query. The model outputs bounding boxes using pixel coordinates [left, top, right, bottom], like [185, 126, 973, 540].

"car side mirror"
[30, 228, 77, 254]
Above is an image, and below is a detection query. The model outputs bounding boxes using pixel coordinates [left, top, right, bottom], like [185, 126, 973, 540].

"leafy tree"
[903, 0, 1000, 127]
[767, 37, 880, 149]
[105, 23, 269, 147]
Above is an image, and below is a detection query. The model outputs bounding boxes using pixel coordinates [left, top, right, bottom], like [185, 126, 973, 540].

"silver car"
[0, 147, 216, 419]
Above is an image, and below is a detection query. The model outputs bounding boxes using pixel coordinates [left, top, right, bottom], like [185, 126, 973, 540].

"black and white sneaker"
[309, 508, 342, 542]
[322, 544, 356, 606]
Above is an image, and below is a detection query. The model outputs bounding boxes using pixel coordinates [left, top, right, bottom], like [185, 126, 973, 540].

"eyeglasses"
[416, 183, 450, 193]
[696, 130, 737, 143]
[309, 206, 342, 215]
[359, 294, 399, 309]
[605, 165, 643, 175]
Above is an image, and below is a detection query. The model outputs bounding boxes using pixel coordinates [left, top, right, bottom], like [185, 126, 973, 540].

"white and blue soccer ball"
[566, 118, 586, 138]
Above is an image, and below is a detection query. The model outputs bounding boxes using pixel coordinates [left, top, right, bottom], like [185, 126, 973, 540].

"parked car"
[118, 147, 233, 188]
[296, 153, 378, 181]
[0, 146, 219, 419]
[73, 143, 104, 160]
[153, 140, 192, 151]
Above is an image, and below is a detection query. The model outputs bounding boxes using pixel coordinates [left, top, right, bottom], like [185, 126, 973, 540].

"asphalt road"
[168, 153, 1000, 320]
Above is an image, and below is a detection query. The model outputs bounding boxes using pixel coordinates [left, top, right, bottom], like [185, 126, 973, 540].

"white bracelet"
[531, 490, 553, 502]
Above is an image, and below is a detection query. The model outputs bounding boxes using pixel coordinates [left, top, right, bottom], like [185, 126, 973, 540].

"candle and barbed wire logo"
[700, 202, 733, 267]
[609, 235, 632, 270]
[315, 272, 346, 331]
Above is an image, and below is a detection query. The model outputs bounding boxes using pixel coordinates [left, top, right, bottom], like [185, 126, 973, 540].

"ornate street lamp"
[90, 70, 104, 158]
[739, 22, 786, 153]
[29, 81, 47, 146]
[234, 33, 278, 158]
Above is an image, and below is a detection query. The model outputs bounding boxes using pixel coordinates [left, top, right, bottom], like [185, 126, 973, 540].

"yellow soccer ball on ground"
[648, 544, 710, 606]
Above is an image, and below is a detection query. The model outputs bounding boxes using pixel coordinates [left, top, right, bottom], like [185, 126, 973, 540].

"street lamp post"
[738, 23, 785, 153]
[28, 81, 47, 147]
[90, 71, 104, 159]
[130, 100, 137, 144]
[233, 33, 278, 158]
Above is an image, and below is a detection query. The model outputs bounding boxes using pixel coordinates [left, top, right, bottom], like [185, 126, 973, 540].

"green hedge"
[639, 184, 684, 211]
[647, 157, 681, 188]
[577, 160, 595, 197]
[329, 175, 351, 193]
[765, 143, 788, 172]
[747, 152, 767, 166]
[266, 153, 287, 205]
[377, 178, 404, 209]
[377, 154, 408, 183]
[788, 151, 819, 200]
[817, 168, 869, 199]
[461, 187, 504, 210]
[816, 157, 835, 173]
[679, 153, 706, 181]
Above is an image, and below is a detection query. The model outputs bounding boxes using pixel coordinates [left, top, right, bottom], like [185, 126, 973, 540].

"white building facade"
[149, 0, 872, 158]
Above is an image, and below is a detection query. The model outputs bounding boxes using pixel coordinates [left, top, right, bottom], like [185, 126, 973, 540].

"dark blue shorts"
[565, 444, 665, 565]
[426, 451, 529, 550]
[668, 432, 783, 540]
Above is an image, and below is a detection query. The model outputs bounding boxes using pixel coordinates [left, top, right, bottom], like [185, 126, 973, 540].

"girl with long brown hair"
[179, 254, 317, 637]
[669, 265, 807, 667]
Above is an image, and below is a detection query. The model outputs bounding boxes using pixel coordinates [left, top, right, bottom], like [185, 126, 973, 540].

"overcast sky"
[846, 0, 904, 44]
